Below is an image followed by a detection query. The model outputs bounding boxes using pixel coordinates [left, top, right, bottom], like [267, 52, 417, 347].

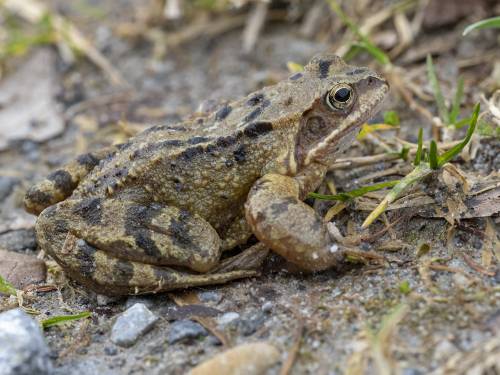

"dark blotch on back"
[243, 121, 273, 138]
[188, 136, 211, 145]
[289, 72, 303, 81]
[215, 105, 232, 121]
[180, 146, 204, 160]
[243, 99, 271, 123]
[318, 59, 332, 79]
[25, 188, 52, 207]
[73, 197, 103, 225]
[246, 93, 265, 106]
[233, 145, 246, 164]
[48, 170, 75, 196]
[76, 153, 99, 171]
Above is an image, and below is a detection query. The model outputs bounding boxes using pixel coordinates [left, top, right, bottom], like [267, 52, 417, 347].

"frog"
[24, 53, 389, 295]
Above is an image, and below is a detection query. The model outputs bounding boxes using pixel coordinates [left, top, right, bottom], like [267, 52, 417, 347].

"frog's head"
[292, 53, 389, 168]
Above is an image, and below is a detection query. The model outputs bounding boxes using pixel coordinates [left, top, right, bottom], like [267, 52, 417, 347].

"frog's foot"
[245, 173, 345, 272]
[24, 146, 118, 215]
[35, 198, 240, 294]
[54, 232, 257, 295]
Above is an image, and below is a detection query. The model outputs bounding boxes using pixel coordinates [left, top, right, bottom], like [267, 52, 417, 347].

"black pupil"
[334, 87, 351, 102]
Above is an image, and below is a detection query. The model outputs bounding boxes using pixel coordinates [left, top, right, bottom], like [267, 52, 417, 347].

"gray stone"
[261, 301, 273, 313]
[168, 319, 207, 344]
[198, 291, 222, 303]
[0, 308, 52, 375]
[0, 176, 18, 201]
[110, 303, 158, 348]
[217, 312, 240, 327]
[0, 229, 37, 252]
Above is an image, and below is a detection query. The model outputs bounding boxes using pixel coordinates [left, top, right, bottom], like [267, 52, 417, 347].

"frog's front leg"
[245, 165, 345, 272]
[25, 145, 119, 215]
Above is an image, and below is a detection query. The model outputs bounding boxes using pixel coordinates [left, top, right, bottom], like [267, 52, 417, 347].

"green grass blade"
[0, 274, 17, 296]
[426, 55, 449, 124]
[449, 76, 464, 124]
[327, 0, 391, 67]
[454, 116, 472, 129]
[383, 111, 400, 126]
[41, 311, 91, 329]
[308, 180, 400, 202]
[362, 163, 434, 227]
[429, 140, 439, 169]
[414, 128, 423, 166]
[437, 103, 480, 166]
[463, 16, 500, 36]
[352, 41, 391, 66]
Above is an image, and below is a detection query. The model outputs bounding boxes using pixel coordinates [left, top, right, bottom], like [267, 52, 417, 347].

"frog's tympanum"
[25, 54, 388, 295]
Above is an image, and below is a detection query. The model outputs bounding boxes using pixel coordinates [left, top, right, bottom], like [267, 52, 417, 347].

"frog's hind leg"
[24, 146, 118, 215]
[54, 232, 257, 295]
[36, 198, 232, 292]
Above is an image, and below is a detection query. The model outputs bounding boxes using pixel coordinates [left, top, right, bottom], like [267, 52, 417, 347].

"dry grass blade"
[2, 0, 127, 86]
[279, 312, 305, 375]
[242, 0, 269, 54]
[169, 291, 231, 347]
[369, 304, 409, 375]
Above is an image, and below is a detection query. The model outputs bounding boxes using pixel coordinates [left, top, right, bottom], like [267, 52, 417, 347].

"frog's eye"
[326, 84, 354, 110]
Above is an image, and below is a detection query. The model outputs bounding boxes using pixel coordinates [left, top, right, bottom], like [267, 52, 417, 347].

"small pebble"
[104, 346, 118, 356]
[168, 319, 207, 344]
[0, 308, 52, 375]
[110, 303, 158, 348]
[217, 312, 240, 327]
[198, 291, 222, 304]
[238, 312, 266, 336]
[261, 301, 273, 313]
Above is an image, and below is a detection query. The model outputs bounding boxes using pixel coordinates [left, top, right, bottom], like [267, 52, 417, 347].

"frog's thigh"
[59, 233, 257, 295]
[37, 198, 222, 273]
[24, 146, 118, 215]
[244, 173, 344, 271]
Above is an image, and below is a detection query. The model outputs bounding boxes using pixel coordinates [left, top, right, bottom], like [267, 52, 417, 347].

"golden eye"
[326, 84, 353, 110]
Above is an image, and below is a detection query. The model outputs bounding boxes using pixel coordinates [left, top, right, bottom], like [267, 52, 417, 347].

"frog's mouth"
[305, 80, 389, 166]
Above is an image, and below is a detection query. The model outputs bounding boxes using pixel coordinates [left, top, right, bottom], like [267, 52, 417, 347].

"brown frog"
[25, 53, 388, 295]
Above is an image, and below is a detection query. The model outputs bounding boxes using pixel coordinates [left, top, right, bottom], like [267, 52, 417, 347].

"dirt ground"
[0, 1, 499, 374]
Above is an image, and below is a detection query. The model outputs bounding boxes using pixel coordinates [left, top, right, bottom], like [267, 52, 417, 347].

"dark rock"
[198, 291, 222, 303]
[0, 229, 37, 252]
[167, 320, 207, 344]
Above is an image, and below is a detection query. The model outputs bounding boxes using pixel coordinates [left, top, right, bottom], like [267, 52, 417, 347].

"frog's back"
[72, 91, 298, 226]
